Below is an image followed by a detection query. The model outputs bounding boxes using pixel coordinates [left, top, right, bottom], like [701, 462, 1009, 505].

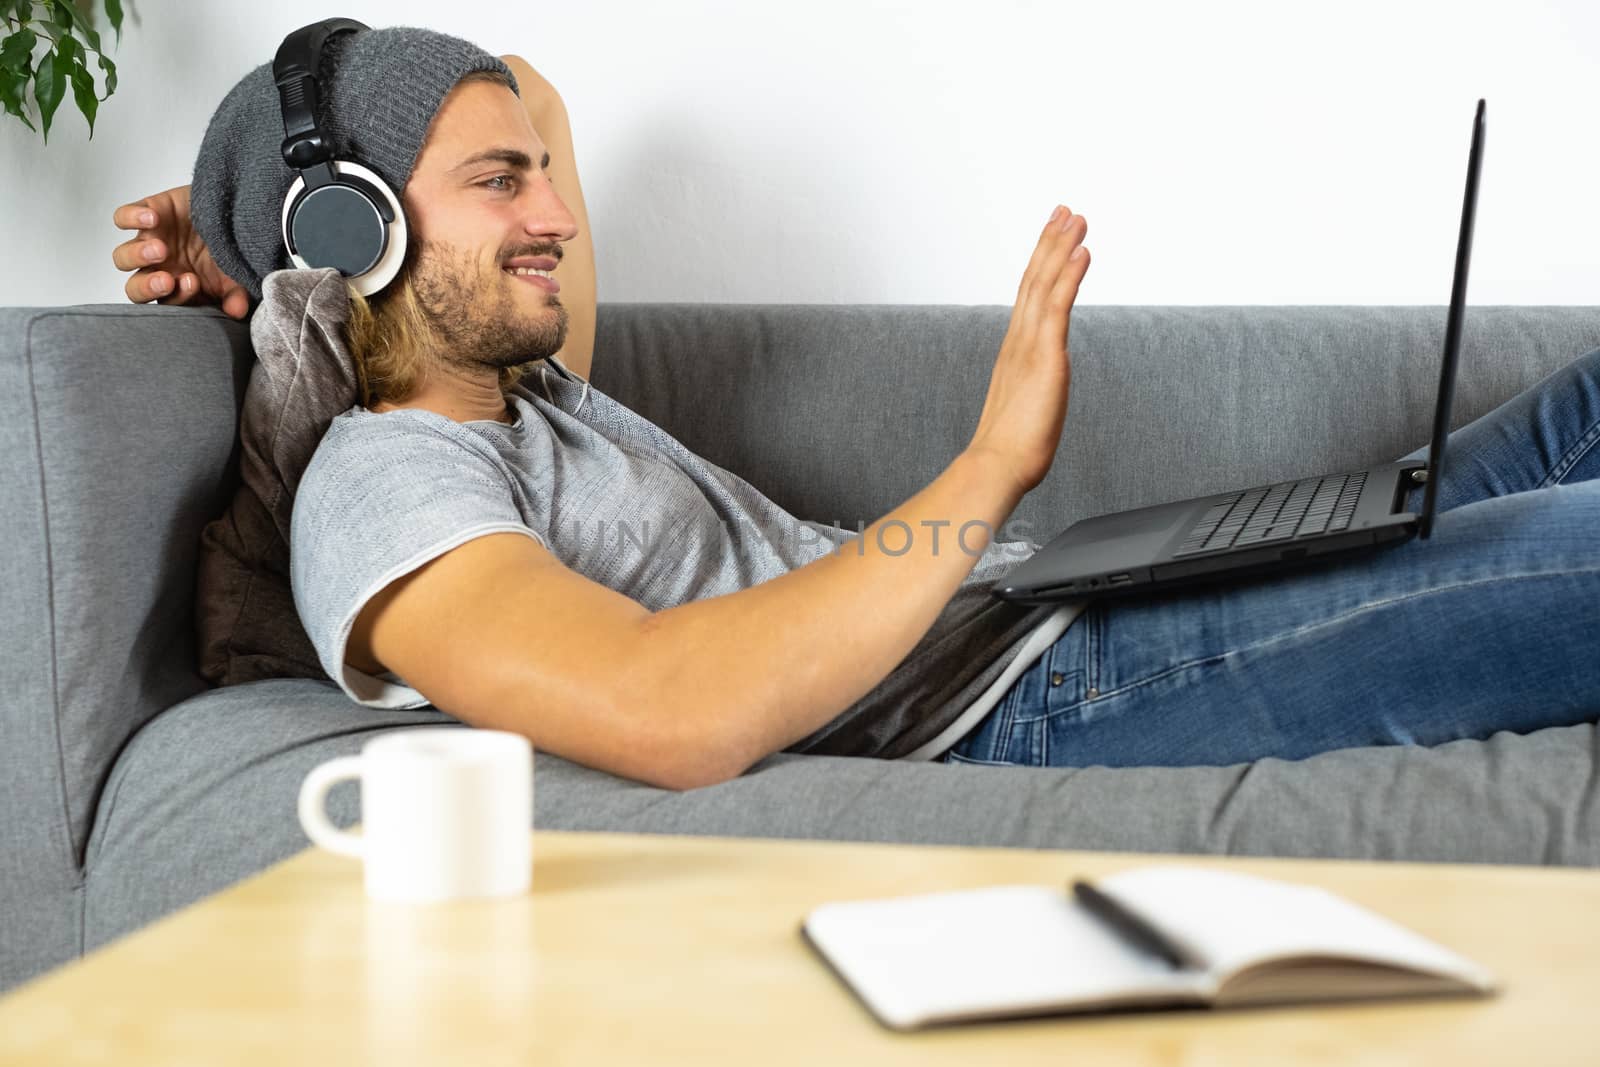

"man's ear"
[396, 187, 423, 242]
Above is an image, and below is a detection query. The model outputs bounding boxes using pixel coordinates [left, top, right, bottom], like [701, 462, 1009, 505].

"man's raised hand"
[962, 205, 1092, 501]
[111, 185, 250, 320]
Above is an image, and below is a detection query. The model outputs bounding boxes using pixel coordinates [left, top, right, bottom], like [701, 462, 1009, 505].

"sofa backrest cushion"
[1, 305, 250, 875]
[587, 305, 1600, 547]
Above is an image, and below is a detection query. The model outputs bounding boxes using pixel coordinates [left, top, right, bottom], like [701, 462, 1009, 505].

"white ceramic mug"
[297, 727, 533, 902]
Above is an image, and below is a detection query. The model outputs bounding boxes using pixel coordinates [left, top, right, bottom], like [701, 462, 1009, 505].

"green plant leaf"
[55, 29, 81, 65]
[9, 0, 32, 25]
[49, 0, 102, 54]
[32, 42, 63, 142]
[68, 52, 92, 135]
[0, 63, 36, 130]
[57, 28, 82, 64]
[96, 49, 113, 95]
[0, 28, 36, 71]
[103, 0, 122, 42]
[77, 14, 102, 55]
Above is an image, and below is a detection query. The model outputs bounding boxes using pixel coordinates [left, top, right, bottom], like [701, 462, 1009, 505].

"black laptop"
[992, 98, 1484, 607]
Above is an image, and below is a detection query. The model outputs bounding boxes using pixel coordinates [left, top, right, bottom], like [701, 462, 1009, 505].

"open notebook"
[801, 866, 1497, 1031]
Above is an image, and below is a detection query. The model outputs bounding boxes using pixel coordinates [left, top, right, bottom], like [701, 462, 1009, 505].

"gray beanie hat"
[191, 25, 518, 304]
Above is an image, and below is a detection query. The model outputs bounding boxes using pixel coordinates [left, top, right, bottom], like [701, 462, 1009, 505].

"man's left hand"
[111, 184, 251, 320]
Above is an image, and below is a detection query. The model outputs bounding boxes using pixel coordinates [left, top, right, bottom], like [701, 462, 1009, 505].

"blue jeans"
[945, 344, 1600, 769]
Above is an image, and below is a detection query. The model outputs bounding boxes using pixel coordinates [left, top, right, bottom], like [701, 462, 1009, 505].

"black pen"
[1071, 879, 1195, 970]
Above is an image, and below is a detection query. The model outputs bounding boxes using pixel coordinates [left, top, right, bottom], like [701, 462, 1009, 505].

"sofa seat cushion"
[83, 678, 1600, 954]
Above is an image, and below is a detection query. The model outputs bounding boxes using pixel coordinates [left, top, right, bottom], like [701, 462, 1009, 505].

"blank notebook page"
[1095, 867, 1494, 984]
[804, 885, 1205, 1028]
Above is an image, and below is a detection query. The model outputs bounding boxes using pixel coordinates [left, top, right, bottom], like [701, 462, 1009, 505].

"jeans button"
[1051, 672, 1064, 687]
[1086, 687, 1099, 699]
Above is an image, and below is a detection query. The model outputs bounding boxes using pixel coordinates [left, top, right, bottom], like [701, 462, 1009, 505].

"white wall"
[2, 0, 1595, 309]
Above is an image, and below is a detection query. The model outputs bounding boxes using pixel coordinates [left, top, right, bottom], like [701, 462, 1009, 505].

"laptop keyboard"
[1172, 472, 1365, 557]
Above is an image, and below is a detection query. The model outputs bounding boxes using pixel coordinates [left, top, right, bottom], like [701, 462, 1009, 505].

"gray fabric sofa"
[4, 300, 1599, 996]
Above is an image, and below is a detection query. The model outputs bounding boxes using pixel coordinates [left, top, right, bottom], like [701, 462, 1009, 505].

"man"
[115, 24, 1600, 791]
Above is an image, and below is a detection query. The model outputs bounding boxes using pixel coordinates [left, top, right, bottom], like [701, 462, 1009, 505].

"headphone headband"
[273, 17, 370, 171]
[272, 17, 407, 296]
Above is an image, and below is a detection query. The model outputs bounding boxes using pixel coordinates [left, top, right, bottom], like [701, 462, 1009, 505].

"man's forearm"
[624, 450, 1027, 787]
[529, 97, 597, 380]
[505, 58, 598, 380]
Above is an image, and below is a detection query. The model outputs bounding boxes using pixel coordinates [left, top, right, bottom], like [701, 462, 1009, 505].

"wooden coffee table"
[1, 830, 1596, 1065]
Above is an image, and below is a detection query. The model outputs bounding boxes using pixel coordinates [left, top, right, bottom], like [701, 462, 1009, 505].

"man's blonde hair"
[340, 68, 530, 408]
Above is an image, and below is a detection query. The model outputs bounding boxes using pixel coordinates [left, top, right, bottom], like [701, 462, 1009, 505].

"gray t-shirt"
[290, 356, 1081, 760]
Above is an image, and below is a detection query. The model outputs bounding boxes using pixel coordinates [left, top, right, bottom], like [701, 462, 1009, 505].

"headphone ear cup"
[280, 159, 408, 297]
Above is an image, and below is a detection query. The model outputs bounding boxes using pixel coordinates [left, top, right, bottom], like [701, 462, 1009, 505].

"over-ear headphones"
[273, 17, 407, 296]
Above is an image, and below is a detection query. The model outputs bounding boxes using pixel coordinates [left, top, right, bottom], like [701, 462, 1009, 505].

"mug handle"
[297, 755, 366, 858]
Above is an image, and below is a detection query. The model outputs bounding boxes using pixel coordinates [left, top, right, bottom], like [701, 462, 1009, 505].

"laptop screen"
[1419, 98, 1486, 539]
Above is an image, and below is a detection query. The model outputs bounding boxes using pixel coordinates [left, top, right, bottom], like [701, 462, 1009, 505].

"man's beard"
[409, 238, 569, 373]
